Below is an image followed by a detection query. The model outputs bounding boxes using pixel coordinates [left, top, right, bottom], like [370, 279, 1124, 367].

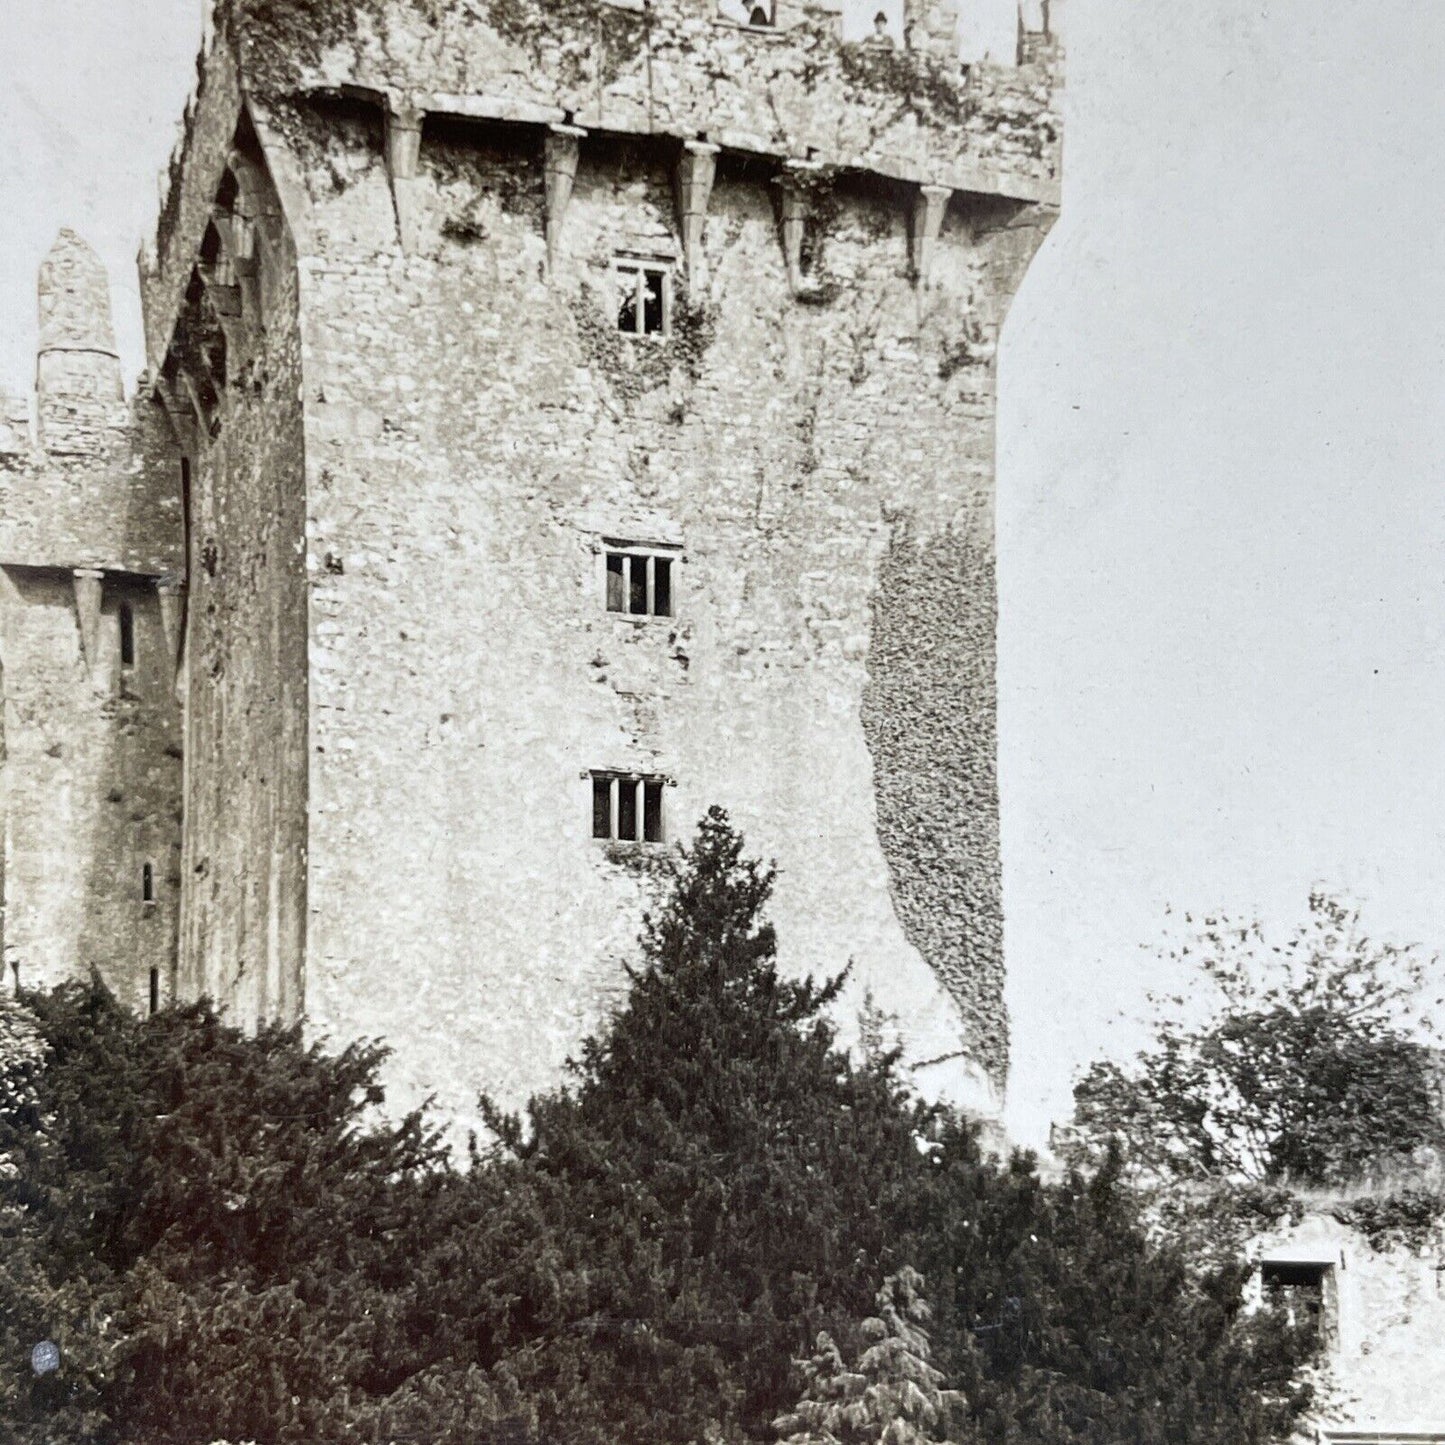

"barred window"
[605, 549, 673, 617]
[592, 772, 666, 844]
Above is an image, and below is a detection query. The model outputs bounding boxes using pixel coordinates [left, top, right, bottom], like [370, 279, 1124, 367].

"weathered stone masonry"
[0, 233, 184, 1014]
[127, 0, 1060, 1130]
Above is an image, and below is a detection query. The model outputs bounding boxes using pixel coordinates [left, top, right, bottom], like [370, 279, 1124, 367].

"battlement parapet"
[225, 0, 1058, 193]
[143, 0, 1059, 368]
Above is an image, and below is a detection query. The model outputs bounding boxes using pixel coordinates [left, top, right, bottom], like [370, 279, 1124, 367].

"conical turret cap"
[37, 229, 119, 360]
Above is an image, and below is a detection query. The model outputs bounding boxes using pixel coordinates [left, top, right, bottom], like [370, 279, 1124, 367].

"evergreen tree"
[774, 1266, 965, 1445]
[466, 807, 931, 1444]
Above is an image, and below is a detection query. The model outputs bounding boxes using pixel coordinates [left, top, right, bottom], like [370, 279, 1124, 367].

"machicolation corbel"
[674, 140, 720, 288]
[544, 123, 587, 276]
[199, 255, 246, 359]
[226, 148, 286, 311]
[773, 157, 824, 296]
[154, 371, 200, 459]
[911, 183, 952, 288]
[384, 100, 426, 254]
[156, 579, 185, 686]
[72, 569, 105, 681]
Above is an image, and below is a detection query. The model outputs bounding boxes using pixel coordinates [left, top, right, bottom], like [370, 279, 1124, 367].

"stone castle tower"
[0, 233, 183, 1016]
[4, 0, 1060, 1132]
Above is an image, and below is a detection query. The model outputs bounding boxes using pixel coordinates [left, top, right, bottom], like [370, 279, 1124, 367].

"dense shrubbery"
[1, 811, 1311, 1444]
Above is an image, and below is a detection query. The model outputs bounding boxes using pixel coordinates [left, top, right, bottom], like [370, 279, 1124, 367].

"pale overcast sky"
[4, 1, 1445, 1147]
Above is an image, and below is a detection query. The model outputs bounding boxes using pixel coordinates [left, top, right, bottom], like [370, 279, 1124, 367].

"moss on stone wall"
[861, 515, 1005, 1082]
[488, 0, 648, 89]
[837, 42, 975, 127]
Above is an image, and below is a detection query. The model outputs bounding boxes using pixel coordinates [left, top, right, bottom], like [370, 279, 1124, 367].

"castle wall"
[0, 568, 181, 1012]
[1253, 1209, 1445, 1433]
[281, 109, 1050, 1127]
[177, 157, 309, 1028]
[0, 399, 186, 578]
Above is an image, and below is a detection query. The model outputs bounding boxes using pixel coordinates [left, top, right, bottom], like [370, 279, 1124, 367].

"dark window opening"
[642, 269, 665, 334]
[605, 550, 675, 617]
[149, 967, 160, 1016]
[617, 779, 639, 840]
[606, 553, 626, 613]
[617, 262, 670, 337]
[592, 773, 667, 844]
[1261, 1262, 1331, 1350]
[119, 603, 136, 667]
[142, 863, 155, 903]
[749, 3, 774, 25]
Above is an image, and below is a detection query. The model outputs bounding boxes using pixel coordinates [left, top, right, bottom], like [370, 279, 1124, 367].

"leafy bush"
[1067, 893, 1445, 1190]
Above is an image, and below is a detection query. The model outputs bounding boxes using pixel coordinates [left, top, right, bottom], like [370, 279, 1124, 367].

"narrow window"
[593, 775, 613, 839]
[616, 261, 671, 337]
[591, 773, 667, 844]
[653, 557, 672, 618]
[643, 779, 664, 842]
[606, 553, 626, 613]
[142, 862, 155, 903]
[628, 555, 649, 615]
[642, 268, 665, 334]
[617, 778, 639, 841]
[119, 603, 136, 667]
[149, 967, 160, 1016]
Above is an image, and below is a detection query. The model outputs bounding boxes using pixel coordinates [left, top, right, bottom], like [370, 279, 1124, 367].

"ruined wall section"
[280, 101, 1050, 1126]
[0, 569, 181, 1011]
[173, 146, 310, 1032]
[1253, 1207, 1445, 1432]
[0, 400, 185, 579]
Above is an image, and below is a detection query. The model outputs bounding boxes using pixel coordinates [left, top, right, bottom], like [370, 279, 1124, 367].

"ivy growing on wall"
[486, 0, 648, 92]
[837, 43, 975, 128]
[575, 280, 718, 409]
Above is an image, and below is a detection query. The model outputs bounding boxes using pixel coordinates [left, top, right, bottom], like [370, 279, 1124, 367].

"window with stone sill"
[592, 772, 666, 844]
[604, 544, 676, 618]
[616, 258, 672, 338]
